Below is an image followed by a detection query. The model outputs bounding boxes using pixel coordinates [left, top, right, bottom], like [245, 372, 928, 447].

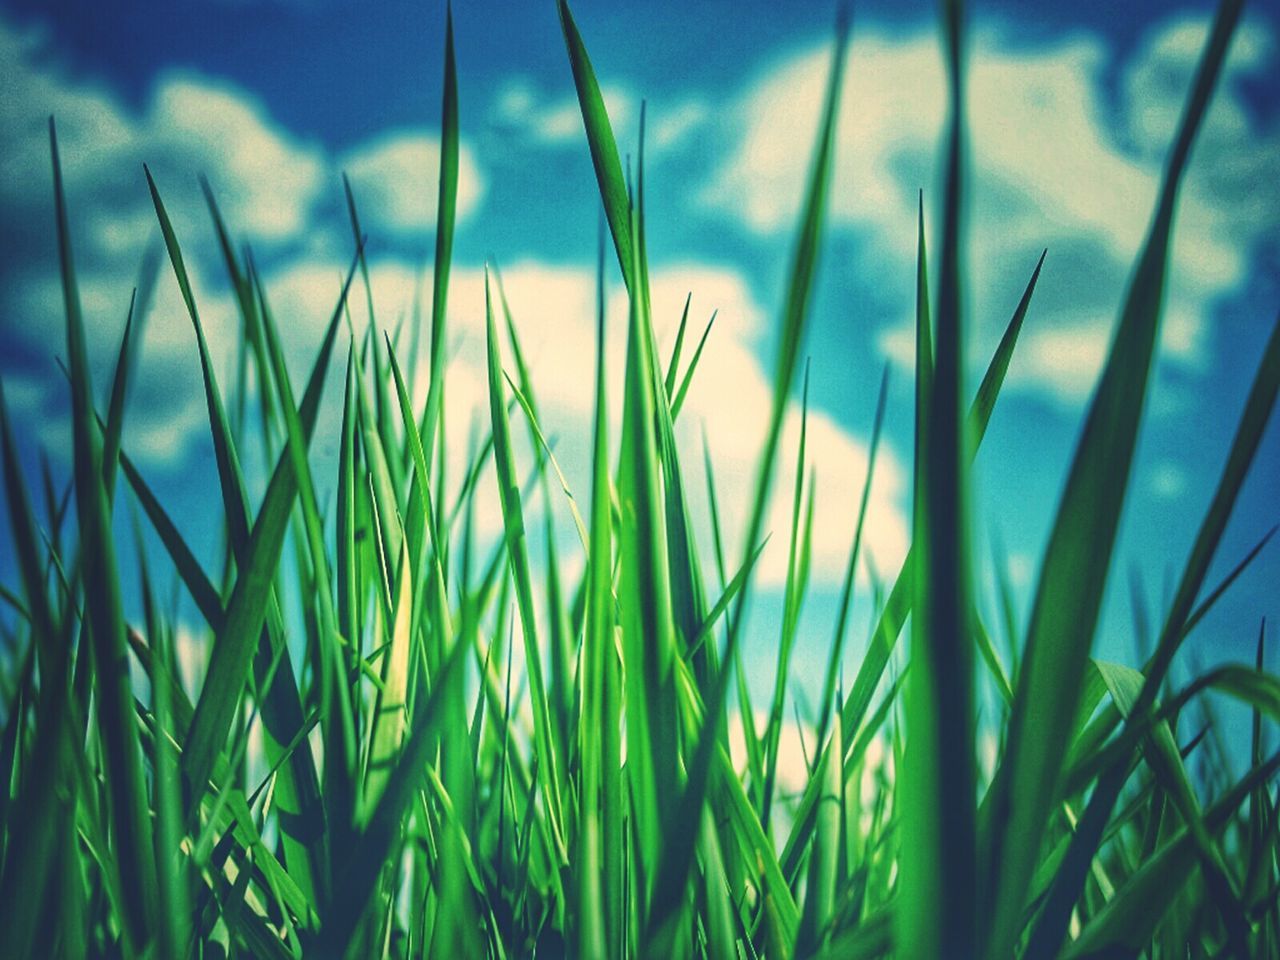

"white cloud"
[704, 14, 1280, 405]
[0, 13, 490, 468]
[278, 253, 909, 589]
[490, 76, 709, 155]
[339, 131, 485, 234]
[494, 75, 637, 145]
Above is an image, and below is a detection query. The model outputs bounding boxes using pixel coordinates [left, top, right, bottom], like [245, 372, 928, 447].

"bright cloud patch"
[704, 16, 1280, 404]
[494, 76, 636, 145]
[267, 253, 909, 590]
[340, 131, 485, 233]
[0, 14, 486, 467]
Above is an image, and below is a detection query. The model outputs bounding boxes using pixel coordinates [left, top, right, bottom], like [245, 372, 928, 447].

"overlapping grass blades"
[0, 0, 1276, 957]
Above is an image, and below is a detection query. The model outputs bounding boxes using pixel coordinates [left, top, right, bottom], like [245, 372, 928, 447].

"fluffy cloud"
[704, 15, 1279, 404]
[494, 76, 636, 145]
[264, 253, 909, 590]
[340, 131, 485, 234]
[0, 14, 485, 468]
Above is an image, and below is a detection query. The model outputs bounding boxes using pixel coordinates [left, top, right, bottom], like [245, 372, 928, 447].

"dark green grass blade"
[835, 247, 1043, 755]
[1027, 302, 1279, 957]
[182, 246, 358, 807]
[0, 381, 77, 958]
[52, 119, 158, 948]
[146, 165, 253, 554]
[119, 450, 224, 629]
[998, 7, 1258, 951]
[558, 0, 634, 289]
[1062, 748, 1280, 959]
[421, 5, 459, 473]
[101, 290, 137, 503]
[899, 2, 976, 953]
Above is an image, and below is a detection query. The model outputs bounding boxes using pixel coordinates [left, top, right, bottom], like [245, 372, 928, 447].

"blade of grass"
[53, 119, 157, 948]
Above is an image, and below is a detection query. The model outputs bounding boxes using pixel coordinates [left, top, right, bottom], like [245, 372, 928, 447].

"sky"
[0, 0, 1278, 749]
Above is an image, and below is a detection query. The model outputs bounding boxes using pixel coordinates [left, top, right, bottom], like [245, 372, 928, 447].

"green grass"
[2, 0, 1280, 957]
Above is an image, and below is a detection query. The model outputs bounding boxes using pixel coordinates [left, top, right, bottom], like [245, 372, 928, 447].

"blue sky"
[1, 0, 1277, 744]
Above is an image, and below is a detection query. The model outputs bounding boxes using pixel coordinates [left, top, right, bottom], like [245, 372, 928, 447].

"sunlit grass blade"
[484, 266, 568, 861]
[670, 311, 716, 421]
[664, 292, 693, 398]
[578, 225, 616, 960]
[728, 5, 850, 658]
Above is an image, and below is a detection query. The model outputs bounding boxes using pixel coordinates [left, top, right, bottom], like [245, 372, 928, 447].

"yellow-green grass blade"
[1093, 660, 1251, 951]
[813, 369, 888, 771]
[796, 705, 843, 958]
[761, 365, 813, 829]
[484, 267, 568, 860]
[670, 311, 716, 421]
[254, 259, 352, 694]
[503, 371, 589, 554]
[579, 227, 617, 959]
[147, 575, 193, 958]
[52, 119, 158, 948]
[729, 8, 850, 665]
[330, 346, 362, 846]
[664, 292, 693, 399]
[615, 194, 684, 917]
[385, 335, 477, 852]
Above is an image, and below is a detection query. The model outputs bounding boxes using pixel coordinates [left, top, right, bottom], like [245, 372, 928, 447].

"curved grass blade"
[557, 0, 633, 289]
[182, 244, 359, 809]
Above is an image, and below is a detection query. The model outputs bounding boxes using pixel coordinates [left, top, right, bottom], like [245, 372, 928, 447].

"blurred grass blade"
[900, 2, 977, 954]
[983, 8, 1244, 954]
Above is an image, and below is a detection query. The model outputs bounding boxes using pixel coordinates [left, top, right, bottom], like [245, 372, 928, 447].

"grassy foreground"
[2, 0, 1279, 957]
